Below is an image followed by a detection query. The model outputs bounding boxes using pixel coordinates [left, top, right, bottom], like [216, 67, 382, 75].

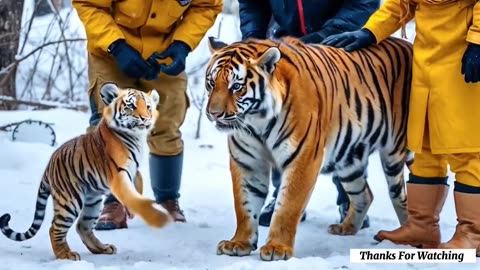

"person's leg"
[141, 72, 188, 222]
[258, 168, 306, 227]
[375, 131, 449, 247]
[438, 153, 480, 254]
[85, 53, 137, 230]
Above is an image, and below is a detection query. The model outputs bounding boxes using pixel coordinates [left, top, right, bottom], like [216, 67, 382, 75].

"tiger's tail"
[110, 171, 172, 228]
[0, 177, 50, 241]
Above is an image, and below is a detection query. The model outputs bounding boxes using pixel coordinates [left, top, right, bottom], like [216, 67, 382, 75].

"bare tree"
[0, 0, 25, 109]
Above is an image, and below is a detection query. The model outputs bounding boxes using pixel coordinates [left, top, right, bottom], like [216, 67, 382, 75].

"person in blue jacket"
[238, 0, 380, 227]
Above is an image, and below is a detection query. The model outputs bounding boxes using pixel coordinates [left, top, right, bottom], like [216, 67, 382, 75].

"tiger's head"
[204, 37, 283, 133]
[100, 83, 160, 134]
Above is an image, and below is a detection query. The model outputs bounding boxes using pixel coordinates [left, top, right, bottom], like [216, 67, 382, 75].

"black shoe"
[338, 202, 370, 229]
[258, 197, 307, 227]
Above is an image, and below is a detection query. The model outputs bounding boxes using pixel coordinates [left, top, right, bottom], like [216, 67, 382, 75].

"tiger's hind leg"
[379, 149, 408, 225]
[328, 167, 373, 235]
[76, 194, 117, 255]
[49, 200, 81, 260]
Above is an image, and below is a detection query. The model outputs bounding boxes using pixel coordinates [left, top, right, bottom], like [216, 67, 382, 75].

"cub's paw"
[216, 240, 255, 257]
[260, 242, 293, 261]
[328, 223, 358, 235]
[56, 251, 81, 261]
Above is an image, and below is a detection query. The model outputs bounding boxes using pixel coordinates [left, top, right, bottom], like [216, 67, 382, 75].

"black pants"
[271, 168, 349, 206]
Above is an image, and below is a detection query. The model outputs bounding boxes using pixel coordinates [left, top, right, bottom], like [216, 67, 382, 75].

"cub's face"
[204, 37, 282, 133]
[100, 83, 159, 133]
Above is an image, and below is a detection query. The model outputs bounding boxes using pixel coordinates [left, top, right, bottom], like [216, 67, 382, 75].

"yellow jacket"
[73, 0, 223, 59]
[362, 0, 480, 154]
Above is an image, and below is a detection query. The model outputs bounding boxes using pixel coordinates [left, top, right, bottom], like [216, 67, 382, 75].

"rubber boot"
[438, 183, 480, 256]
[150, 152, 186, 222]
[374, 175, 449, 248]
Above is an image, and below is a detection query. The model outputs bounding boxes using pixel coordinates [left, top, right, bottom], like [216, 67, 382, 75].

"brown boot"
[95, 201, 128, 230]
[374, 181, 448, 248]
[438, 191, 480, 256]
[160, 199, 186, 223]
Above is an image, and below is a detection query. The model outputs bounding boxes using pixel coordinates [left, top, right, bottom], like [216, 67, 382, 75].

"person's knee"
[148, 117, 185, 156]
[410, 152, 448, 178]
[450, 153, 480, 187]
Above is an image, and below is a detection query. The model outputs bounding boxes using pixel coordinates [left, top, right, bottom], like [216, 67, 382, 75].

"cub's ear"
[208, 36, 228, 54]
[148, 89, 160, 106]
[252, 47, 281, 74]
[100, 83, 120, 105]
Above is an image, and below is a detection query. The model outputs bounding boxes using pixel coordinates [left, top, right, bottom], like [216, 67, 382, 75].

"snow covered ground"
[0, 106, 478, 270]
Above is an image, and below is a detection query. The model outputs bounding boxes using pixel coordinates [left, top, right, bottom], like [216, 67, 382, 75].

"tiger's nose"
[208, 111, 223, 119]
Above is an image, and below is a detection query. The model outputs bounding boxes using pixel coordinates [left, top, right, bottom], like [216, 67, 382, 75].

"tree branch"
[0, 38, 86, 77]
[0, 95, 89, 111]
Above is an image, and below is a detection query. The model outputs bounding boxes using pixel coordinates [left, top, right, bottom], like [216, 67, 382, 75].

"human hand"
[321, 29, 376, 52]
[147, 41, 191, 77]
[461, 43, 480, 83]
[108, 39, 153, 80]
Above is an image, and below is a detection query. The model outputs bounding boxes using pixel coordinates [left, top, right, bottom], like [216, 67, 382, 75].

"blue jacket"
[239, 0, 380, 41]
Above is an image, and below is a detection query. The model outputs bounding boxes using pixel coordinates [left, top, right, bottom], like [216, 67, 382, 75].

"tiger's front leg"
[217, 145, 270, 257]
[260, 148, 323, 261]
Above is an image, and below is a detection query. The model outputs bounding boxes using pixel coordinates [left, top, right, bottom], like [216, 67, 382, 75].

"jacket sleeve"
[313, 0, 380, 39]
[363, 0, 415, 43]
[467, 1, 480, 44]
[238, 0, 271, 39]
[72, 0, 125, 52]
[172, 0, 223, 51]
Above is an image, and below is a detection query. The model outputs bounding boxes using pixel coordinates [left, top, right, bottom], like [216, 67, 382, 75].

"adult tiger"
[0, 84, 171, 260]
[205, 36, 413, 261]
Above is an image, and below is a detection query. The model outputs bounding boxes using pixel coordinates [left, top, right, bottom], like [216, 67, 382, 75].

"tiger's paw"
[328, 223, 358, 235]
[216, 240, 255, 257]
[259, 242, 293, 261]
[90, 243, 117, 255]
[56, 251, 81, 261]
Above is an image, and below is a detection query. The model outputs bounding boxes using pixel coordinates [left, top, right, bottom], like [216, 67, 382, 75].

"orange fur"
[206, 36, 413, 260]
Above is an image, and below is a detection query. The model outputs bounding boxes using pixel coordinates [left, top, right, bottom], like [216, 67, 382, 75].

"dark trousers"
[271, 168, 349, 206]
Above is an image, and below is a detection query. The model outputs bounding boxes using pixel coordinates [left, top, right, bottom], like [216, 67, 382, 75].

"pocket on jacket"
[167, 0, 190, 19]
[463, 2, 474, 29]
[113, 0, 148, 28]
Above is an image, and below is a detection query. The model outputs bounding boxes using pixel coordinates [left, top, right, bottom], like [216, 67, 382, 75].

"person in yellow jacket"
[322, 0, 480, 253]
[72, 0, 223, 229]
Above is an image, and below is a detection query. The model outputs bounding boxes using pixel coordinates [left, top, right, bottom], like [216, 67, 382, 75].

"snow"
[2, 5, 477, 270]
[0, 105, 478, 270]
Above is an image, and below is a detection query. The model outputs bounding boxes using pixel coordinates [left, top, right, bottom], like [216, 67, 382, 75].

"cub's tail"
[0, 179, 50, 241]
[110, 171, 171, 228]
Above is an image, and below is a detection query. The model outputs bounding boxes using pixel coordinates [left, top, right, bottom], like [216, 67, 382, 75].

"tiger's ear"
[100, 83, 120, 105]
[253, 47, 281, 74]
[148, 89, 160, 106]
[208, 36, 228, 53]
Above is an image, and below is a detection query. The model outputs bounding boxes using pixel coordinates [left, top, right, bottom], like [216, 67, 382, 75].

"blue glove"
[461, 43, 480, 83]
[300, 32, 326, 44]
[321, 29, 376, 52]
[147, 41, 191, 76]
[108, 39, 154, 80]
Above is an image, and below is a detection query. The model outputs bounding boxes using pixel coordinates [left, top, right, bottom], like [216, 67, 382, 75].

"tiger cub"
[0, 83, 171, 260]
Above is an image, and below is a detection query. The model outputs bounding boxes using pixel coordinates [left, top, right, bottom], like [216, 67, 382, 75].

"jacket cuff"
[242, 31, 266, 40]
[363, 23, 390, 44]
[467, 29, 480, 45]
[172, 40, 192, 54]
